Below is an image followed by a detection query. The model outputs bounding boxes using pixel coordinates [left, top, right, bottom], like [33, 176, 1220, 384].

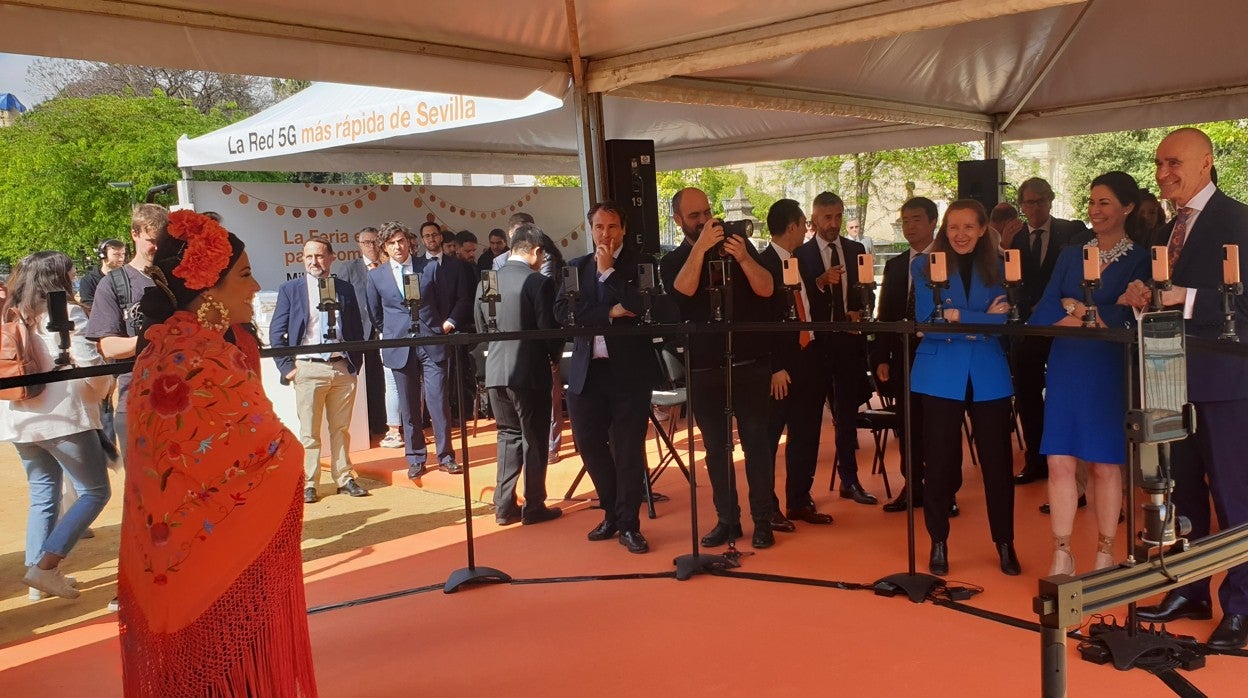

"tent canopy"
[7, 1, 1248, 170]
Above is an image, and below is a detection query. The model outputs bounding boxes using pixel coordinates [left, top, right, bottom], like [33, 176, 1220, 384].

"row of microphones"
[45, 290, 74, 367]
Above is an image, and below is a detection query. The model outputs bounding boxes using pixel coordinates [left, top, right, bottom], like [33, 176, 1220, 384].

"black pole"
[445, 342, 510, 593]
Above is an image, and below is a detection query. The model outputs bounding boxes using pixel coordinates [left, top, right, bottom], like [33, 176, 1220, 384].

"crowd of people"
[2, 127, 1247, 693]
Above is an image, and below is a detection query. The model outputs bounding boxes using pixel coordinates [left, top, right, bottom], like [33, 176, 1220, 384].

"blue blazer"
[269, 275, 365, 379]
[366, 262, 421, 369]
[412, 255, 475, 363]
[910, 254, 1013, 402]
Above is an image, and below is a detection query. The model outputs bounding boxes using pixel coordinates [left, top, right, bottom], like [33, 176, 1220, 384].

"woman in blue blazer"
[911, 199, 1019, 577]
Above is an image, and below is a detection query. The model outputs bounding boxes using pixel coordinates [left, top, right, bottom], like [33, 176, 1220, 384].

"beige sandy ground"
[0, 440, 489, 647]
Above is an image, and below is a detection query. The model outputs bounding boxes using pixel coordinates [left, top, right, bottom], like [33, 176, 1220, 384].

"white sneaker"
[27, 574, 76, 601]
[23, 566, 81, 600]
[379, 433, 404, 449]
[107, 597, 120, 613]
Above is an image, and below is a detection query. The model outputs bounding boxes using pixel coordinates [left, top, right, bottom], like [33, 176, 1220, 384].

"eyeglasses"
[358, 239, 379, 246]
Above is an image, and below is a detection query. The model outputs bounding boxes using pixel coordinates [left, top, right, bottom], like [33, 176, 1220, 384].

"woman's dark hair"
[930, 199, 999, 287]
[3, 251, 78, 325]
[1090, 170, 1142, 242]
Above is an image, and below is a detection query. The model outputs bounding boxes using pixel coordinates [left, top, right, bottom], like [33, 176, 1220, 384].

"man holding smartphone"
[660, 187, 781, 550]
[557, 201, 667, 554]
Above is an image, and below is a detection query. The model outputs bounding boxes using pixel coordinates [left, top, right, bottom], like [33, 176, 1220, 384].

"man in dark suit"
[660, 187, 780, 550]
[476, 224, 564, 526]
[795, 191, 876, 505]
[367, 222, 453, 478]
[413, 221, 474, 473]
[872, 197, 938, 512]
[339, 226, 387, 437]
[759, 199, 831, 530]
[1010, 177, 1090, 484]
[556, 201, 665, 554]
[1132, 128, 1248, 650]
[477, 228, 508, 271]
[271, 238, 369, 503]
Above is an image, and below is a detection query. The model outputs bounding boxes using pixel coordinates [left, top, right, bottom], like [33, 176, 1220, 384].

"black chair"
[828, 378, 895, 499]
[470, 343, 489, 436]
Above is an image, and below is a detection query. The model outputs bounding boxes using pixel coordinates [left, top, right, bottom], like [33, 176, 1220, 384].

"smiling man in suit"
[1131, 128, 1248, 650]
[1009, 177, 1090, 485]
[557, 201, 667, 553]
[795, 191, 877, 506]
[477, 224, 565, 526]
[271, 237, 368, 503]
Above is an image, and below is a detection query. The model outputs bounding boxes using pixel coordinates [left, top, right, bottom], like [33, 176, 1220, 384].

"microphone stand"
[674, 258, 737, 580]
[402, 272, 423, 336]
[1080, 279, 1101, 328]
[445, 288, 511, 593]
[1219, 281, 1242, 341]
[316, 277, 340, 341]
[927, 280, 950, 323]
[1003, 280, 1023, 324]
[45, 290, 74, 367]
[855, 279, 878, 323]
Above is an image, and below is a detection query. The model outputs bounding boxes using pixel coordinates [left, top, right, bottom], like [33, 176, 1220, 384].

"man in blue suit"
[414, 221, 474, 471]
[366, 221, 464, 478]
[1132, 128, 1248, 650]
[270, 238, 369, 503]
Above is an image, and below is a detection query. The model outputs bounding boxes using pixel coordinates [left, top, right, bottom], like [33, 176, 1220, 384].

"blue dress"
[1031, 243, 1148, 464]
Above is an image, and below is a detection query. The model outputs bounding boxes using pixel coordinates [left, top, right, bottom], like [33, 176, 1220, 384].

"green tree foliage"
[0, 93, 270, 265]
[533, 174, 581, 188]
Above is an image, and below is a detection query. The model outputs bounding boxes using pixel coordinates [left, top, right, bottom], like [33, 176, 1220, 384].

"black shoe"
[751, 523, 775, 549]
[929, 541, 949, 576]
[1013, 467, 1048, 485]
[496, 511, 522, 526]
[521, 506, 563, 525]
[407, 463, 427, 479]
[883, 486, 921, 512]
[439, 460, 464, 475]
[700, 522, 743, 548]
[786, 507, 833, 525]
[769, 512, 797, 532]
[336, 479, 369, 497]
[619, 530, 649, 554]
[304, 487, 318, 504]
[587, 520, 619, 541]
[997, 542, 1021, 576]
[1207, 614, 1248, 650]
[1136, 592, 1213, 623]
[1039, 495, 1086, 514]
[838, 483, 878, 505]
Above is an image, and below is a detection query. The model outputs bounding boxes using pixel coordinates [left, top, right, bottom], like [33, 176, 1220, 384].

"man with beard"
[659, 187, 780, 550]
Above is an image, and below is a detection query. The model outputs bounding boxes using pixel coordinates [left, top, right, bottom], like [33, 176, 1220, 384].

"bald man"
[1130, 128, 1248, 651]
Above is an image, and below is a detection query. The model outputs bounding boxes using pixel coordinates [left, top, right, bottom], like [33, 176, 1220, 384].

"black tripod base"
[444, 566, 512, 594]
[872, 572, 943, 603]
[1079, 622, 1205, 672]
[673, 553, 738, 581]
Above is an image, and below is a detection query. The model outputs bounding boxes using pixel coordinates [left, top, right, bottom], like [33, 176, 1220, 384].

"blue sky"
[0, 53, 54, 107]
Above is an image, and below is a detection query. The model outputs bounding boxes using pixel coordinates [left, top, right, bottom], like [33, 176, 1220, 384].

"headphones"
[97, 239, 124, 261]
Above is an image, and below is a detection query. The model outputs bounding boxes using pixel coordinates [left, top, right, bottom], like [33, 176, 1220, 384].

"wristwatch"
[1064, 303, 1077, 316]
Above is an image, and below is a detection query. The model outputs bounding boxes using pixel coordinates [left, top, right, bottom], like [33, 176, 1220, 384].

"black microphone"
[45, 289, 74, 366]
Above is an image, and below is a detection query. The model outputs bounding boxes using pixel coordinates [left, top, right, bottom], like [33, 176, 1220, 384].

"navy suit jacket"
[794, 235, 869, 322]
[555, 247, 670, 395]
[1157, 189, 1248, 402]
[269, 275, 365, 379]
[366, 261, 420, 369]
[1009, 216, 1089, 317]
[411, 254, 474, 363]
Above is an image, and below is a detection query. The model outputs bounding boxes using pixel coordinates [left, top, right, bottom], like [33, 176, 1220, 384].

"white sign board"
[188, 181, 586, 291]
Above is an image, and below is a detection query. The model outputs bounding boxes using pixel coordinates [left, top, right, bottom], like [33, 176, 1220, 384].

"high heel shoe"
[1094, 534, 1115, 571]
[1049, 534, 1074, 576]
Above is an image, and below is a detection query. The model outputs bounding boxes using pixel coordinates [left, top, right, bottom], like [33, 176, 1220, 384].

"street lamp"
[108, 181, 135, 211]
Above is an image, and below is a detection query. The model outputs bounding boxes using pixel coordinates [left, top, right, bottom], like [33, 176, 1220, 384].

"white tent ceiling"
[5, 0, 1248, 172]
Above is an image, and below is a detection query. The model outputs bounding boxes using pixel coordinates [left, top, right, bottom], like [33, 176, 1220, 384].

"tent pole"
[573, 80, 606, 251]
[177, 167, 195, 209]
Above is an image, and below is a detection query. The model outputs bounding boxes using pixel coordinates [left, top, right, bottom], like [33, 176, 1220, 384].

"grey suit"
[476, 259, 563, 519]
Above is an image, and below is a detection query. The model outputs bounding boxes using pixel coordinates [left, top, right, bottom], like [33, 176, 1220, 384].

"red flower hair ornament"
[167, 210, 233, 290]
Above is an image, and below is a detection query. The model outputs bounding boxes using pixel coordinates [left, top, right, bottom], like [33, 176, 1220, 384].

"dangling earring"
[196, 293, 230, 332]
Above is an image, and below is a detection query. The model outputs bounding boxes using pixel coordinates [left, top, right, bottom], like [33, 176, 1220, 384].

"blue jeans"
[384, 365, 400, 427]
[17, 430, 112, 567]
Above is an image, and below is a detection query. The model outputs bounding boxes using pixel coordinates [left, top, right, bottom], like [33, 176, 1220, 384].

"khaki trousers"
[294, 358, 357, 487]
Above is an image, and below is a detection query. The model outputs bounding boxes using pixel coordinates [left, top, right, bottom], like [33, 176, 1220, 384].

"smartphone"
[562, 265, 580, 294]
[708, 259, 729, 288]
[637, 263, 656, 292]
[402, 272, 422, 302]
[480, 270, 499, 297]
[782, 258, 800, 287]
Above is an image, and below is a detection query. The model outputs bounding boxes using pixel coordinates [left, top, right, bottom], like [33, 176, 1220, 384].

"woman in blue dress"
[1030, 171, 1149, 576]
[912, 200, 1018, 577]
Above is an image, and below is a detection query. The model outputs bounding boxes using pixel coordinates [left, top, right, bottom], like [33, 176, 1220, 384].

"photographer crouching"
[659, 187, 781, 550]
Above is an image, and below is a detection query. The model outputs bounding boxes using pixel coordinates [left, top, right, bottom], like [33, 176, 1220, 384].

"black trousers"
[690, 360, 776, 526]
[894, 382, 926, 493]
[490, 385, 552, 518]
[566, 360, 650, 532]
[767, 346, 824, 511]
[1011, 335, 1052, 470]
[821, 334, 870, 487]
[921, 393, 1014, 545]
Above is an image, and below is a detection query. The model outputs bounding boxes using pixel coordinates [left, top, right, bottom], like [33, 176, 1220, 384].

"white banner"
[187, 181, 586, 292]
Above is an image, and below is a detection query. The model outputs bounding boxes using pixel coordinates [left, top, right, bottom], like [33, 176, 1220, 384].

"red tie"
[1168, 207, 1194, 273]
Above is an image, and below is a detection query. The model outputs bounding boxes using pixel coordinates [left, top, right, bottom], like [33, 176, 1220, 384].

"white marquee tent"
[6, 0, 1248, 177]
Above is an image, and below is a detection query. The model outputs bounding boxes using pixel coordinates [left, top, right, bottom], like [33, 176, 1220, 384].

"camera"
[712, 218, 754, 256]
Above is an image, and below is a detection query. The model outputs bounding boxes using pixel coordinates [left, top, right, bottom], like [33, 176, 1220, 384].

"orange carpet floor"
[1, 412, 1243, 697]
